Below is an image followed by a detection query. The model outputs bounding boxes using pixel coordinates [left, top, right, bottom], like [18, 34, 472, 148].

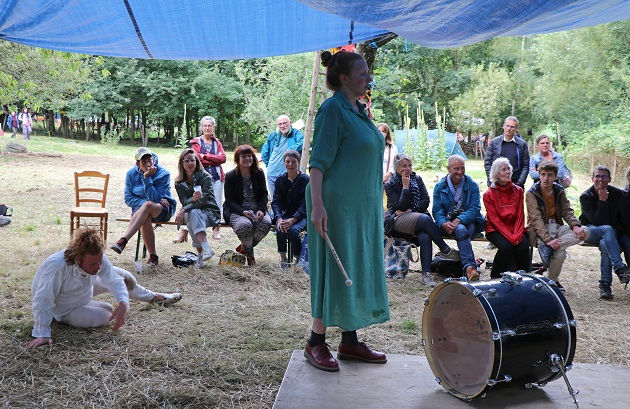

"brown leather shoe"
[337, 342, 387, 363]
[304, 343, 339, 372]
[466, 266, 480, 281]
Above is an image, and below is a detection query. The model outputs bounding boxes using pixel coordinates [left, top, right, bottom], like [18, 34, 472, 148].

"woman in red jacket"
[483, 157, 530, 278]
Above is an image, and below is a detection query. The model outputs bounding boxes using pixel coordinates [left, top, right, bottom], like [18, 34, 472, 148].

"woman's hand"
[243, 210, 256, 220]
[192, 191, 201, 202]
[311, 204, 328, 239]
[401, 169, 411, 189]
[175, 208, 186, 225]
[255, 210, 264, 221]
[278, 217, 296, 233]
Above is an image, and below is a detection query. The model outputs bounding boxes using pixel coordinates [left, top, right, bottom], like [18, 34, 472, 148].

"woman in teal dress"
[304, 50, 390, 372]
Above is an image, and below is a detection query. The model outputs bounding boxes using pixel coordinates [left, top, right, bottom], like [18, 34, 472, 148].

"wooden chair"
[70, 171, 110, 241]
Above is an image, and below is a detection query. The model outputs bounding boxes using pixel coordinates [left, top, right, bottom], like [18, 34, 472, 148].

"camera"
[446, 205, 463, 221]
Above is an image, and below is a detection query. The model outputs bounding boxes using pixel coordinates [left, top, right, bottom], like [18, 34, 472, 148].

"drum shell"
[422, 274, 576, 400]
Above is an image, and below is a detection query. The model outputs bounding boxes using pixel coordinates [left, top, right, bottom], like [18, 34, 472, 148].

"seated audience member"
[28, 228, 181, 350]
[174, 149, 222, 268]
[385, 153, 459, 287]
[617, 166, 630, 267]
[111, 147, 177, 267]
[484, 158, 530, 278]
[433, 155, 486, 281]
[526, 160, 589, 286]
[223, 145, 272, 266]
[579, 165, 630, 299]
[529, 134, 573, 188]
[271, 150, 309, 268]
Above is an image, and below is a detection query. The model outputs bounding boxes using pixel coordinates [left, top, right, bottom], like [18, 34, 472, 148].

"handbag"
[0, 204, 13, 217]
[171, 251, 198, 268]
[218, 250, 247, 267]
[384, 237, 418, 279]
[297, 232, 309, 274]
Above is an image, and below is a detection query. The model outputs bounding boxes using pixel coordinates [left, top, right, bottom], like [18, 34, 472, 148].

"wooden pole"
[301, 51, 322, 173]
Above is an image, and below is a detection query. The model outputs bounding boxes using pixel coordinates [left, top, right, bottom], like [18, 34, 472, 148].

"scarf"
[393, 172, 422, 212]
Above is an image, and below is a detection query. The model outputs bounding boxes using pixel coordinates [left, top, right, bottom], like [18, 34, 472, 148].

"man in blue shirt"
[261, 115, 304, 205]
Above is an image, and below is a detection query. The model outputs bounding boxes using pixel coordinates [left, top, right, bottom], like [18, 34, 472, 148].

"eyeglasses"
[593, 174, 609, 180]
[183, 159, 196, 164]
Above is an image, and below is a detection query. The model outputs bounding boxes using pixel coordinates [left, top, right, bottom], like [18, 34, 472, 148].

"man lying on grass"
[27, 228, 181, 349]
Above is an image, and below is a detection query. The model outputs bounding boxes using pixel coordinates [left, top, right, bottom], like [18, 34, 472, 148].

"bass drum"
[421, 273, 576, 400]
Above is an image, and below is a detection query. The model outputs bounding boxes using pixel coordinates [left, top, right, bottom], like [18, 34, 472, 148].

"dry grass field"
[1, 135, 629, 408]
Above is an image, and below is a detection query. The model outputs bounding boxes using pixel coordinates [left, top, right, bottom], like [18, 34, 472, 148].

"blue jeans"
[276, 218, 307, 258]
[443, 221, 482, 272]
[584, 225, 625, 284]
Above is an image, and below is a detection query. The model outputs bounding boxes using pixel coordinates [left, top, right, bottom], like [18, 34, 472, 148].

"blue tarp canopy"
[394, 129, 467, 160]
[0, 1, 628, 60]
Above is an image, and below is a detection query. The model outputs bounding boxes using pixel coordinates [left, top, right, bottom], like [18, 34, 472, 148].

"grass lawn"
[1, 134, 629, 408]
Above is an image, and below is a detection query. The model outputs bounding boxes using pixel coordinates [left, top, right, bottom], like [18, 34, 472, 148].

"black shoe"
[615, 266, 630, 285]
[599, 282, 613, 300]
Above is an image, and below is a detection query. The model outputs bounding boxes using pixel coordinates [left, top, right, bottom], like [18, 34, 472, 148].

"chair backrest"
[74, 171, 110, 208]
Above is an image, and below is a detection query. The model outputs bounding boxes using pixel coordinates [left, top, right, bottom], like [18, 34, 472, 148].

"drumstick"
[324, 232, 353, 286]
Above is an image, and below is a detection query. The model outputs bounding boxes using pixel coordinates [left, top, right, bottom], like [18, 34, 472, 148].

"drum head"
[423, 282, 496, 398]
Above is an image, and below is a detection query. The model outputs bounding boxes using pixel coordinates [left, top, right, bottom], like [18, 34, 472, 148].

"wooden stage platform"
[273, 350, 629, 409]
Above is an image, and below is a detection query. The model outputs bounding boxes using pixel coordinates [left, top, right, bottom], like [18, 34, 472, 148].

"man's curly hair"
[64, 228, 104, 265]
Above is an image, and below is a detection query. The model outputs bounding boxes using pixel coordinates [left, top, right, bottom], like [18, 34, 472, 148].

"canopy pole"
[301, 51, 322, 173]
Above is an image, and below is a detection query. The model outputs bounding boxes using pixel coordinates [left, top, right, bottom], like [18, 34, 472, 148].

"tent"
[394, 129, 466, 160]
[0, 1, 628, 60]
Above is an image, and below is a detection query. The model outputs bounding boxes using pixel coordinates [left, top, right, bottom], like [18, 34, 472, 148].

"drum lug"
[435, 376, 442, 385]
[472, 288, 482, 297]
[492, 329, 516, 340]
[569, 319, 577, 327]
[487, 288, 497, 296]
[475, 288, 496, 297]
[421, 338, 426, 347]
[424, 298, 429, 306]
[533, 283, 544, 291]
[501, 272, 523, 286]
[553, 321, 575, 329]
[487, 374, 512, 386]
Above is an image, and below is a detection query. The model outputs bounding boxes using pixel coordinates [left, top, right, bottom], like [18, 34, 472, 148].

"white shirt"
[31, 250, 129, 338]
[383, 143, 398, 176]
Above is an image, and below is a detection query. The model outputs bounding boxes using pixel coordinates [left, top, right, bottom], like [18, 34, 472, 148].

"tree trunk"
[140, 110, 148, 146]
[357, 34, 397, 74]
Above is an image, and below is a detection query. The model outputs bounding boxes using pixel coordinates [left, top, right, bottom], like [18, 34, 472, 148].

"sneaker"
[466, 266, 480, 281]
[201, 247, 214, 262]
[111, 237, 128, 254]
[196, 258, 207, 268]
[421, 272, 436, 288]
[438, 248, 460, 261]
[0, 215, 11, 226]
[212, 229, 222, 240]
[146, 254, 159, 267]
[615, 266, 630, 285]
[280, 261, 292, 270]
[152, 293, 182, 306]
[485, 242, 496, 250]
[599, 283, 613, 300]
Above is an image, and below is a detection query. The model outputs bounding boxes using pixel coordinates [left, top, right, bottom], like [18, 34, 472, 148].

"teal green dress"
[306, 92, 390, 331]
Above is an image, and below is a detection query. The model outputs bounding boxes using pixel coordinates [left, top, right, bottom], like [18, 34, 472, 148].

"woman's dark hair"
[320, 50, 365, 91]
[175, 148, 203, 182]
[233, 144, 260, 172]
[535, 134, 550, 145]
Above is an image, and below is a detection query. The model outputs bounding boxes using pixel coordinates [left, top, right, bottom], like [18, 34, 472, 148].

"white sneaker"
[196, 258, 207, 268]
[422, 272, 436, 288]
[152, 293, 182, 306]
[201, 247, 214, 262]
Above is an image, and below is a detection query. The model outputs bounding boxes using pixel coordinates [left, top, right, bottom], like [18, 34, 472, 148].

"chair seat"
[70, 207, 108, 216]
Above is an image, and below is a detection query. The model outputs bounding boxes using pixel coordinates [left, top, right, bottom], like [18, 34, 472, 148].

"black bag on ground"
[0, 204, 13, 216]
[172, 251, 198, 268]
[430, 254, 463, 278]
